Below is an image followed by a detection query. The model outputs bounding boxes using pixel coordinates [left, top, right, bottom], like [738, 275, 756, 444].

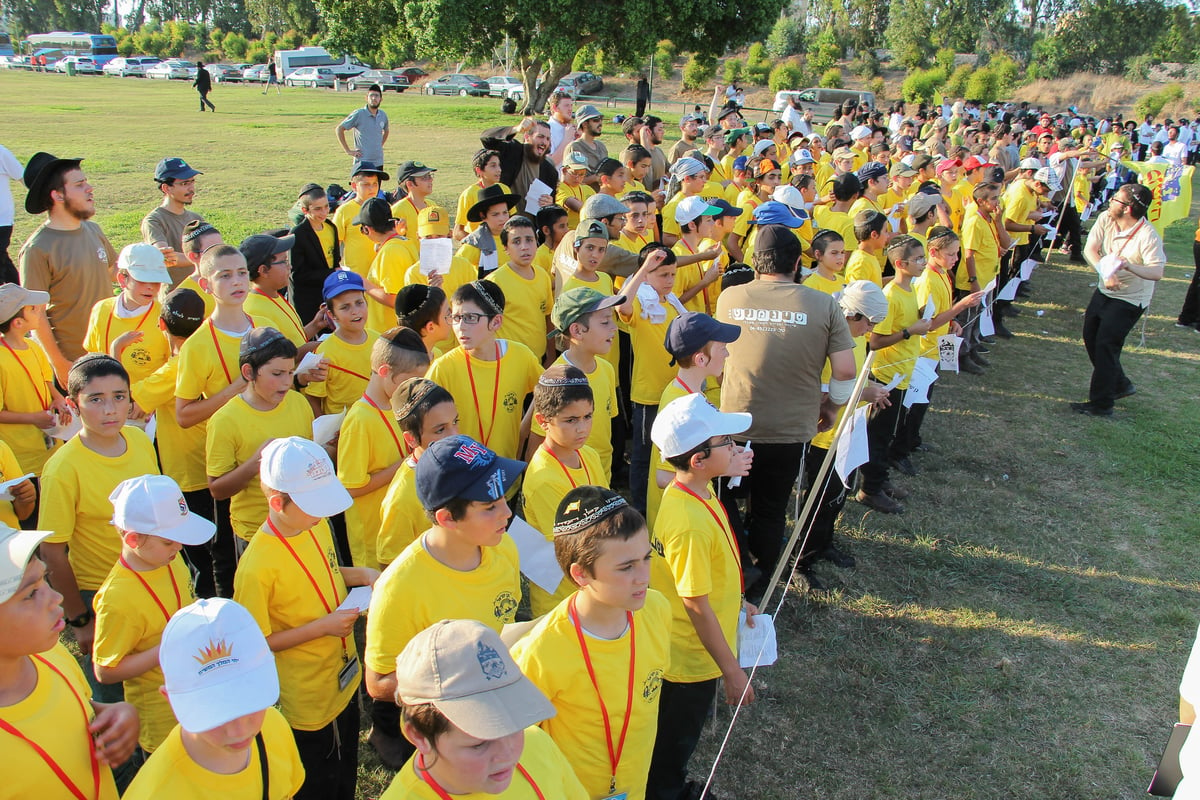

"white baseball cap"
[771, 185, 806, 212]
[0, 525, 53, 604]
[161, 598, 280, 733]
[850, 125, 872, 141]
[789, 148, 816, 166]
[675, 196, 721, 227]
[651, 393, 751, 459]
[117, 242, 171, 284]
[109, 475, 216, 546]
[752, 139, 776, 157]
[259, 437, 353, 518]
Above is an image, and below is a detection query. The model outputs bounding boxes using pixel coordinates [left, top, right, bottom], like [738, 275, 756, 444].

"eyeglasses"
[449, 312, 488, 325]
[709, 435, 736, 449]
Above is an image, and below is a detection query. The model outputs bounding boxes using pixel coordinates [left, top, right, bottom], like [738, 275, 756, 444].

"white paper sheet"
[904, 357, 940, 406]
[922, 296, 936, 320]
[47, 412, 81, 441]
[524, 179, 553, 215]
[834, 404, 871, 486]
[1081, 204, 1093, 221]
[888, 215, 900, 233]
[0, 473, 34, 502]
[296, 351, 327, 381]
[144, 412, 157, 444]
[937, 335, 963, 373]
[737, 610, 778, 668]
[337, 585, 372, 614]
[507, 516, 563, 594]
[1043, 226, 1057, 243]
[419, 238, 453, 276]
[1019, 258, 1038, 281]
[312, 410, 346, 445]
[881, 372, 903, 392]
[1096, 253, 1122, 281]
[982, 278, 998, 299]
[997, 277, 1021, 302]
[978, 305, 995, 338]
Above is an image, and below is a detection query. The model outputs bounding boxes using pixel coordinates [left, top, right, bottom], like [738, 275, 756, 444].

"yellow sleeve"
[37, 448, 79, 543]
[204, 404, 240, 479]
[660, 504, 715, 599]
[92, 574, 151, 668]
[335, 404, 374, 490]
[231, 537, 276, 639]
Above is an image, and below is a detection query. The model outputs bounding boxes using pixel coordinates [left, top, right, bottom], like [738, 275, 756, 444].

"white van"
[773, 88, 876, 122]
[274, 47, 370, 80]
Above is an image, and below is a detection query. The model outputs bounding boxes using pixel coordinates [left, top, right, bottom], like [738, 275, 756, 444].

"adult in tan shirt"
[142, 157, 205, 285]
[1073, 183, 1165, 417]
[17, 152, 116, 385]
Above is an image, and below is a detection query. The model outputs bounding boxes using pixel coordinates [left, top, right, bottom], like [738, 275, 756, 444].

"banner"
[1120, 161, 1195, 234]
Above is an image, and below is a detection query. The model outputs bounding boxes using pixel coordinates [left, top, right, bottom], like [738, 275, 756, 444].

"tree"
[316, 0, 787, 112]
[1047, 0, 1168, 74]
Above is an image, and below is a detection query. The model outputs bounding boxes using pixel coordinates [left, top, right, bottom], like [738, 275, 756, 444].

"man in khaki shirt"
[142, 157, 205, 285]
[1073, 183, 1165, 417]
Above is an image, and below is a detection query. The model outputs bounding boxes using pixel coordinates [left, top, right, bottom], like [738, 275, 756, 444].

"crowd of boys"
[0, 90, 1171, 799]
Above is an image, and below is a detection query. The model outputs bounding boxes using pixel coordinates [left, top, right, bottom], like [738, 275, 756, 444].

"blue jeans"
[630, 402, 659, 515]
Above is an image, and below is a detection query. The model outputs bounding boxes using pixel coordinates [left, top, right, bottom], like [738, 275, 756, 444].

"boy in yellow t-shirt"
[490, 216, 555, 363]
[363, 434, 524, 769]
[844, 210, 891, 287]
[0, 284, 70, 476]
[357, 197, 418, 335]
[0, 526, 138, 800]
[425, 281, 542, 461]
[234, 437, 378, 800]
[556, 152, 596, 229]
[304, 270, 377, 417]
[453, 149, 511, 241]
[596, 157, 629, 197]
[534, 205, 570, 274]
[402, 206, 477, 302]
[646, 393, 757, 800]
[672, 196, 724, 313]
[522, 364, 607, 615]
[0, 439, 35, 528]
[241, 234, 323, 349]
[84, 243, 171, 385]
[124, 597, 305, 799]
[395, 284, 452, 358]
[206, 328, 314, 545]
[93, 475, 215, 755]
[337, 327, 430, 569]
[459, 185, 519, 276]
[331, 164, 387, 276]
[40, 355, 161, 703]
[512, 486, 671, 800]
[803, 230, 848, 296]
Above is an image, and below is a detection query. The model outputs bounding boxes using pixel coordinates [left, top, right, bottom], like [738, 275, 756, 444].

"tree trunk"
[524, 59, 572, 115]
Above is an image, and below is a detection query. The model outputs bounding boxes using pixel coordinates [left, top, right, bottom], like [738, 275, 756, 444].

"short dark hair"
[473, 148, 500, 172]
[853, 210, 887, 242]
[68, 353, 129, 400]
[621, 116, 644, 137]
[596, 158, 624, 179]
[395, 380, 456, 439]
[533, 364, 593, 421]
[397, 285, 447, 333]
[554, 502, 647, 579]
[638, 242, 676, 268]
[499, 214, 536, 246]
[535, 205, 568, 245]
[886, 234, 923, 264]
[452, 280, 505, 316]
[1122, 184, 1152, 219]
[811, 229, 844, 258]
[621, 144, 651, 166]
[240, 329, 297, 376]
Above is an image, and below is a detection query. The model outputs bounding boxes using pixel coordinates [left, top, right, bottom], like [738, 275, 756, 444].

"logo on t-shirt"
[502, 391, 519, 413]
[642, 668, 663, 703]
[493, 590, 518, 622]
[97, 246, 109, 263]
[649, 535, 664, 558]
[726, 307, 808, 326]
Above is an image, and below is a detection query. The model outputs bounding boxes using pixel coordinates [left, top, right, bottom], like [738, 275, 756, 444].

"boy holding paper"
[490, 216, 556, 363]
[402, 206, 477, 300]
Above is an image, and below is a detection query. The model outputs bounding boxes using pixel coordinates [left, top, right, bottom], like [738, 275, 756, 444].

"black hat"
[350, 197, 397, 230]
[239, 233, 295, 270]
[466, 184, 521, 223]
[351, 162, 390, 182]
[23, 152, 83, 215]
[396, 160, 437, 185]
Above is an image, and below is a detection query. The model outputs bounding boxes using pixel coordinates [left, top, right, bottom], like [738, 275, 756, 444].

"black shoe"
[974, 343, 990, 354]
[684, 779, 717, 800]
[959, 356, 985, 374]
[979, 334, 997, 344]
[1176, 320, 1197, 329]
[1114, 384, 1137, 400]
[792, 565, 826, 592]
[1005, 305, 1022, 316]
[993, 319, 1014, 339]
[889, 456, 918, 476]
[820, 546, 856, 569]
[881, 480, 910, 500]
[856, 490, 905, 513]
[1069, 401, 1113, 417]
[913, 442, 936, 453]
[969, 350, 991, 367]
[1016, 285, 1032, 298]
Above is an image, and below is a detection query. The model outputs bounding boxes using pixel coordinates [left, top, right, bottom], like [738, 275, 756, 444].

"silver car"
[146, 59, 198, 80]
[103, 56, 160, 77]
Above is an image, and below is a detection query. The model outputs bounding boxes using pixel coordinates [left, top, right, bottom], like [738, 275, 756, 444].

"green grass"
[4, 70, 1200, 799]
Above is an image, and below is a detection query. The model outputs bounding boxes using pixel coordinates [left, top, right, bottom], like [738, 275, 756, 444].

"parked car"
[102, 56, 160, 77]
[146, 59, 198, 80]
[486, 76, 524, 100]
[424, 73, 489, 97]
[284, 66, 336, 88]
[348, 69, 409, 92]
[771, 88, 876, 121]
[554, 71, 603, 97]
[242, 63, 270, 82]
[0, 55, 34, 70]
[395, 67, 427, 84]
[204, 63, 241, 82]
[54, 56, 100, 75]
[217, 63, 252, 82]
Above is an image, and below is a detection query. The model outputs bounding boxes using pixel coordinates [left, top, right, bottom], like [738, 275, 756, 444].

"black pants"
[646, 678, 718, 800]
[0, 225, 18, 285]
[198, 88, 215, 111]
[894, 383, 933, 460]
[1081, 290, 1143, 410]
[860, 387, 905, 496]
[182, 489, 216, 598]
[1178, 241, 1200, 326]
[1055, 202, 1083, 259]
[800, 445, 846, 563]
[740, 441, 806, 600]
[293, 698, 360, 800]
[211, 497, 237, 598]
[630, 402, 658, 515]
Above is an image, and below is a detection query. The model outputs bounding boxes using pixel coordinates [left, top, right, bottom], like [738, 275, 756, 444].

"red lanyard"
[568, 595, 635, 794]
[929, 266, 952, 303]
[464, 342, 501, 446]
[673, 376, 696, 395]
[118, 556, 183, 621]
[417, 753, 546, 800]
[328, 364, 371, 381]
[252, 289, 306, 342]
[362, 394, 405, 457]
[207, 316, 253, 386]
[540, 445, 591, 489]
[670, 481, 744, 593]
[0, 338, 49, 410]
[103, 300, 156, 354]
[266, 520, 348, 653]
[0, 655, 102, 800]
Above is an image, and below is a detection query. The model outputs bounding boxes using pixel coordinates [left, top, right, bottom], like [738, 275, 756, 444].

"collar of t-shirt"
[113, 295, 150, 319]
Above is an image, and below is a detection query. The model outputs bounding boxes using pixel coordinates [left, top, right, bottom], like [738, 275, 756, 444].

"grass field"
[3, 70, 1199, 800]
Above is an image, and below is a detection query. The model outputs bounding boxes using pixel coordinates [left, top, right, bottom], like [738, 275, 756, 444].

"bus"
[25, 32, 119, 66]
[0, 32, 14, 58]
[274, 47, 369, 80]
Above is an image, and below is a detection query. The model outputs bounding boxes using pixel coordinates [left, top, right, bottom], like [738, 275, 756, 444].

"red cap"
[935, 158, 962, 175]
[962, 155, 990, 171]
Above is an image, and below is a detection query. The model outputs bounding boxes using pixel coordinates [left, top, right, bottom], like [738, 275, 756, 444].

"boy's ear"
[532, 411, 547, 428]
[267, 492, 286, 513]
[487, 314, 503, 332]
[240, 363, 254, 382]
[120, 530, 140, 548]
[433, 507, 457, 529]
[401, 430, 420, 452]
[568, 562, 591, 588]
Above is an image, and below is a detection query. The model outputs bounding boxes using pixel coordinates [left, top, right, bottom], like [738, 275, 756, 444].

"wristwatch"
[66, 609, 94, 628]
[901, 328, 911, 340]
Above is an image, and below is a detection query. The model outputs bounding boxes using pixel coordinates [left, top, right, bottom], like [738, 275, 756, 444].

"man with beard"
[481, 117, 560, 205]
[336, 84, 390, 173]
[18, 153, 117, 386]
[640, 114, 670, 190]
[142, 157, 205, 285]
[669, 114, 701, 164]
[564, 105, 609, 187]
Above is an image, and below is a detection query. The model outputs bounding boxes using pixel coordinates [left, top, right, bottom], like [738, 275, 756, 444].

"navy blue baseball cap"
[664, 311, 741, 363]
[416, 435, 527, 511]
[856, 162, 888, 182]
[155, 157, 202, 182]
[708, 198, 743, 219]
[322, 269, 365, 301]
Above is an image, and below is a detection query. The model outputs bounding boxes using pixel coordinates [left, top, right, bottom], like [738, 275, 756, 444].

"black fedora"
[24, 152, 84, 215]
[466, 183, 521, 223]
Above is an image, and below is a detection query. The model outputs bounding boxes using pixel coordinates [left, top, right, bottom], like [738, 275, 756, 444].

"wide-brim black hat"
[466, 184, 521, 223]
[24, 152, 83, 215]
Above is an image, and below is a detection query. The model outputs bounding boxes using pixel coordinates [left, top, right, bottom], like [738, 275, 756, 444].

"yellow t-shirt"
[83, 297, 170, 384]
[848, 195, 883, 220]
[522, 445, 607, 616]
[531, 353, 618, 482]
[176, 316, 268, 403]
[671, 239, 714, 315]
[1003, 181, 1038, 247]
[844, 249, 883, 287]
[1, 643, 119, 800]
[243, 290, 308, 347]
[627, 296, 679, 405]
[533, 243, 554, 274]
[234, 520, 357, 730]
[916, 267, 954, 357]
[661, 192, 692, 239]
[380, 726, 587, 800]
[403, 255, 478, 308]
[123, 707, 304, 800]
[802, 272, 846, 296]
[364, 533, 521, 676]
[176, 274, 216, 317]
[0, 440, 25, 528]
[390, 194, 425, 241]
[456, 181, 513, 235]
[650, 483, 743, 683]
[555, 183, 596, 229]
[304, 330, 377, 415]
[332, 198, 374, 275]
[814, 206, 858, 250]
[0, 338, 56, 475]
[811, 334, 868, 451]
[872, 281, 921, 390]
[425, 341, 541, 460]
[958, 211, 1001, 290]
[941, 185, 965, 231]
[511, 592, 672, 800]
[206, 392, 314, 541]
[40, 429, 160, 591]
[315, 222, 336, 268]
[732, 190, 761, 239]
[337, 395, 405, 569]
[646, 377, 696, 530]
[376, 457, 426, 566]
[490, 263, 554, 361]
[133, 354, 207, 492]
[366, 236, 418, 335]
[93, 555, 195, 752]
[561, 271, 619, 372]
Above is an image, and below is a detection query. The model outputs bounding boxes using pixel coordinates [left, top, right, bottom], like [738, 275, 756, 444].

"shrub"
[222, 32, 249, 60]
[964, 67, 999, 103]
[769, 61, 805, 93]
[869, 76, 886, 99]
[901, 67, 946, 104]
[655, 41, 676, 80]
[682, 53, 718, 91]
[748, 42, 767, 67]
[766, 16, 805, 59]
[808, 28, 840, 76]
[852, 50, 880, 79]
[246, 46, 269, 64]
[1125, 54, 1155, 81]
[990, 53, 1022, 91]
[723, 58, 744, 85]
[935, 47, 956, 76]
[1134, 84, 1184, 119]
[945, 64, 973, 98]
[745, 61, 771, 86]
[1027, 35, 1066, 81]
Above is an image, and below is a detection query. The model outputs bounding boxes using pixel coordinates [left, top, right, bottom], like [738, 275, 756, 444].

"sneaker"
[1114, 384, 1137, 400]
[974, 343, 991, 354]
[1005, 305, 1022, 316]
[889, 456, 918, 476]
[1069, 401, 1113, 417]
[881, 480, 910, 500]
[1175, 321, 1197, 330]
[820, 546, 856, 569]
[969, 350, 991, 367]
[979, 334, 997, 344]
[856, 490, 905, 513]
[912, 442, 936, 453]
